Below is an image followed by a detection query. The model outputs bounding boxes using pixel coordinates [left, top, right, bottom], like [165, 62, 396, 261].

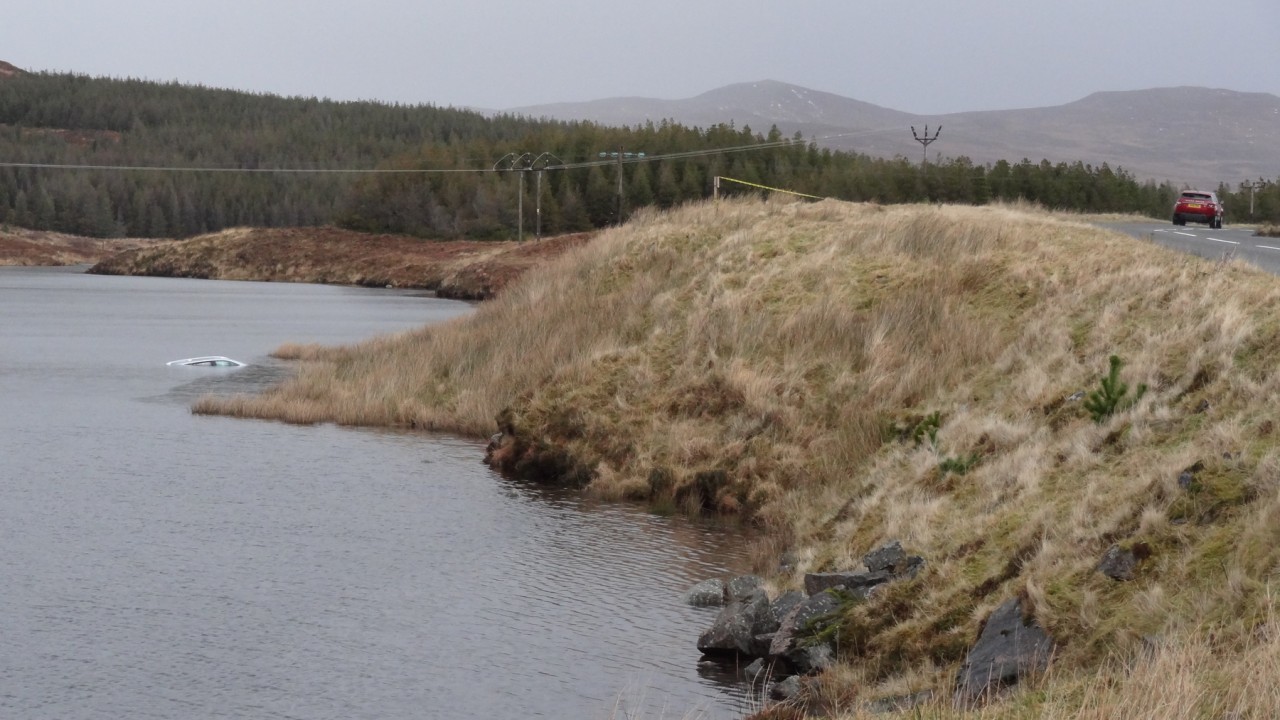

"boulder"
[483, 432, 504, 462]
[865, 540, 927, 578]
[954, 598, 1056, 705]
[1097, 545, 1137, 581]
[769, 675, 803, 702]
[727, 575, 765, 602]
[785, 642, 834, 675]
[768, 590, 806, 629]
[697, 587, 772, 656]
[750, 633, 776, 658]
[683, 579, 727, 607]
[803, 542, 925, 597]
[768, 590, 842, 671]
[863, 540, 907, 572]
[804, 570, 893, 598]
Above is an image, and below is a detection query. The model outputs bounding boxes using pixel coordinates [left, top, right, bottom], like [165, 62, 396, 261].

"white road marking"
[1173, 231, 1197, 237]
[1205, 237, 1238, 245]
[1260, 245, 1280, 251]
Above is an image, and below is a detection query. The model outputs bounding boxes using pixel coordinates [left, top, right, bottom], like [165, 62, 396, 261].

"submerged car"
[166, 356, 246, 368]
[1172, 190, 1225, 229]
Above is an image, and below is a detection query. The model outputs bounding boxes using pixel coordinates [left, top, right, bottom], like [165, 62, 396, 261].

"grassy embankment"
[0, 226, 158, 266]
[198, 199, 1280, 716]
[88, 226, 593, 300]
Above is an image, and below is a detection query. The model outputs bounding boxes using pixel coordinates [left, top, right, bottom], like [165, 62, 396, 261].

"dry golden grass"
[0, 227, 160, 266]
[1257, 224, 1280, 238]
[89, 225, 593, 298]
[827, 598, 1280, 718]
[198, 197, 1280, 712]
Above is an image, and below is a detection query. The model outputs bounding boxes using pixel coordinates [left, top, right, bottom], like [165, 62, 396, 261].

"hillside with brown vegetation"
[88, 226, 594, 300]
[188, 198, 1280, 716]
[0, 227, 157, 266]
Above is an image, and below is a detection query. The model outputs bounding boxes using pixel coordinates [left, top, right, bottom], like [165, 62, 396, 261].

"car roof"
[166, 355, 246, 366]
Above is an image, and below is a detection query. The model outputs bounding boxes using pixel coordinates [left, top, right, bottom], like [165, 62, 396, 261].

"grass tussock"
[1257, 224, 1280, 238]
[198, 197, 1280, 709]
[821, 598, 1280, 718]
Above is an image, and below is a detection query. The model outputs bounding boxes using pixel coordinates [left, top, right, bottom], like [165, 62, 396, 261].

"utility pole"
[493, 152, 532, 241]
[530, 152, 563, 240]
[911, 125, 942, 166]
[1241, 180, 1258, 219]
[598, 148, 645, 224]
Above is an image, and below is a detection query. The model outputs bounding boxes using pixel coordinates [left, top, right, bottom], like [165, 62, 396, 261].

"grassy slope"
[0, 227, 157, 266]
[88, 226, 594, 299]
[199, 199, 1280, 715]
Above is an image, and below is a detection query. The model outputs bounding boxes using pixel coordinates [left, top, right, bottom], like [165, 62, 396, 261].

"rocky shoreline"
[686, 541, 1057, 715]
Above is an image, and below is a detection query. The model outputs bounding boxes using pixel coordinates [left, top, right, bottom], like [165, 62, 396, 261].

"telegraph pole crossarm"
[910, 124, 942, 166]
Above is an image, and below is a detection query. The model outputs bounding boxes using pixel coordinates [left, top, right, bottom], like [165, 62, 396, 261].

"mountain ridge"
[510, 81, 1280, 187]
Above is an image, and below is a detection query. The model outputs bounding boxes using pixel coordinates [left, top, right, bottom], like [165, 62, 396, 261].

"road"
[1094, 219, 1280, 274]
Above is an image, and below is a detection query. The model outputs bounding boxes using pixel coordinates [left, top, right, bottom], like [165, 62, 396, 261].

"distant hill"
[511, 82, 1280, 188]
[508, 80, 911, 140]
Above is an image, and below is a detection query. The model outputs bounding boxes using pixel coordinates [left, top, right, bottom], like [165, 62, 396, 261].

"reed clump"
[198, 197, 1280, 712]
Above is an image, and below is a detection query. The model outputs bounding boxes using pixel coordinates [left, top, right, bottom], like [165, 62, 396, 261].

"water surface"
[0, 267, 752, 719]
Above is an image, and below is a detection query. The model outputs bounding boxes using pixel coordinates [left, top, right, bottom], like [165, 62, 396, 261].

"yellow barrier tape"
[718, 176, 825, 201]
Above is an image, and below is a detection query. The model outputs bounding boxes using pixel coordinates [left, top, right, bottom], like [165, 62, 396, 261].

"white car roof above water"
[165, 356, 244, 366]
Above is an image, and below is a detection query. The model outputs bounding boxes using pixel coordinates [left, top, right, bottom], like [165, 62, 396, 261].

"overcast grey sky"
[4, 0, 1278, 114]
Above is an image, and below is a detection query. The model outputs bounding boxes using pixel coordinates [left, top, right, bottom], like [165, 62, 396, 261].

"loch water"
[0, 267, 753, 719]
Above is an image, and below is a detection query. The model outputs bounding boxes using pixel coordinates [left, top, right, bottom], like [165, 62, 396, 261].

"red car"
[1172, 190, 1225, 229]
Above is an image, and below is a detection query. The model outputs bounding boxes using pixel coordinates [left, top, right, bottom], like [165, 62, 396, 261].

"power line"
[0, 161, 494, 174]
[550, 127, 902, 171]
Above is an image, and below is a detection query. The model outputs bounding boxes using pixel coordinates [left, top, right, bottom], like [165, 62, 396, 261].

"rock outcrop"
[694, 541, 928, 699]
[683, 578, 727, 607]
[954, 598, 1056, 705]
[696, 586, 773, 656]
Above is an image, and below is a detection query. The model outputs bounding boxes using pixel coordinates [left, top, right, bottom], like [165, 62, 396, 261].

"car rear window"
[1181, 193, 1212, 201]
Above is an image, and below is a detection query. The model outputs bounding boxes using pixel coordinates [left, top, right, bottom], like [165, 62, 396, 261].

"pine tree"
[627, 162, 654, 210]
[655, 162, 679, 208]
[584, 165, 615, 226]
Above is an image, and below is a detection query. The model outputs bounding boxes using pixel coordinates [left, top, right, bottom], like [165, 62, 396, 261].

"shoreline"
[84, 226, 595, 300]
[188, 198, 1280, 717]
[18, 199, 1280, 717]
[0, 226, 162, 266]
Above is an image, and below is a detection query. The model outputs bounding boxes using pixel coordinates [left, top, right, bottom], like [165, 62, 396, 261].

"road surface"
[1094, 219, 1280, 274]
